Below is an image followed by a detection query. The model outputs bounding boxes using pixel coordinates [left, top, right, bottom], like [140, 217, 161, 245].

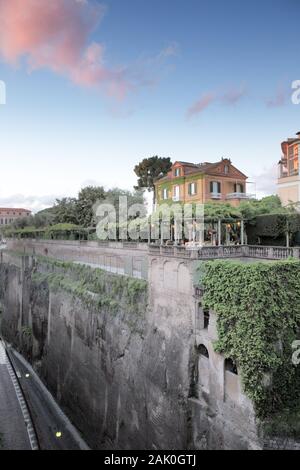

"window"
[198, 344, 209, 358]
[173, 185, 180, 201]
[174, 168, 181, 177]
[224, 165, 229, 174]
[161, 188, 169, 200]
[188, 182, 197, 196]
[225, 358, 238, 375]
[234, 183, 244, 193]
[203, 309, 210, 329]
[210, 181, 221, 195]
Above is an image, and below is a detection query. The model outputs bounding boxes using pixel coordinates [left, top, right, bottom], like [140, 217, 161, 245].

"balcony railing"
[148, 244, 300, 260]
[226, 192, 255, 200]
[210, 192, 222, 199]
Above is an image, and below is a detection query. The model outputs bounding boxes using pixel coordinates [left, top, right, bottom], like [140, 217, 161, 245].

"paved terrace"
[2, 240, 299, 283]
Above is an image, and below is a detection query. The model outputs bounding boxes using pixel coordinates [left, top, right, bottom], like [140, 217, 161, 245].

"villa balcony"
[210, 192, 222, 199]
[279, 170, 299, 179]
[226, 192, 255, 200]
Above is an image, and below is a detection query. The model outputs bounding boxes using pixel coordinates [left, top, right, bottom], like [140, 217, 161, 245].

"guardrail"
[148, 244, 300, 260]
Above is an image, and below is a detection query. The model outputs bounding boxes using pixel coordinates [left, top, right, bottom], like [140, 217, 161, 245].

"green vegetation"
[198, 259, 300, 420]
[21, 326, 33, 338]
[247, 213, 300, 246]
[4, 223, 88, 240]
[5, 185, 145, 234]
[32, 256, 148, 320]
[134, 156, 172, 204]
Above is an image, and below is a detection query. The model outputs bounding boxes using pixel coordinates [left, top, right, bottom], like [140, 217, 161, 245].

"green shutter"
[218, 182, 221, 193]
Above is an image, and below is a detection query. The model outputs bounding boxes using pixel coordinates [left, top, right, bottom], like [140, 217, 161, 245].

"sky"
[0, 0, 300, 212]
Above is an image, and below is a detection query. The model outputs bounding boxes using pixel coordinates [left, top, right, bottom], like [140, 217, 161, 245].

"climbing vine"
[197, 259, 300, 419]
[32, 256, 148, 324]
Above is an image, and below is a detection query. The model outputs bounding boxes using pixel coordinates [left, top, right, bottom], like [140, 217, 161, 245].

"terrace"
[148, 244, 299, 260]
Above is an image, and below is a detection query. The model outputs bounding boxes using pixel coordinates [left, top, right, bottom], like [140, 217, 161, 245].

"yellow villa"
[154, 158, 251, 207]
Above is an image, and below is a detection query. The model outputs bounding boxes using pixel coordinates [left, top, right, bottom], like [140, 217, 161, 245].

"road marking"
[0, 341, 7, 364]
[0, 340, 39, 450]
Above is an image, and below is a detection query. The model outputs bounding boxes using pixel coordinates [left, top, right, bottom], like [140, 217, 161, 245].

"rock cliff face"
[0, 253, 192, 450]
[0, 251, 262, 450]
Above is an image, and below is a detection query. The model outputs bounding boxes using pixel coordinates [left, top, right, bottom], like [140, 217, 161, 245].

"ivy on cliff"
[31, 256, 148, 323]
[197, 259, 300, 419]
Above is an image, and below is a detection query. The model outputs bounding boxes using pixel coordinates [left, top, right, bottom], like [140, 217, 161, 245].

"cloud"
[186, 93, 215, 118]
[0, 0, 177, 100]
[187, 85, 247, 118]
[251, 164, 278, 198]
[220, 86, 247, 105]
[157, 42, 179, 60]
[265, 87, 287, 108]
[0, 193, 60, 213]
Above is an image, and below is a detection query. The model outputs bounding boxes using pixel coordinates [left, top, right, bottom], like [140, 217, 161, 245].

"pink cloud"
[265, 87, 287, 108]
[0, 0, 133, 99]
[186, 93, 215, 118]
[220, 86, 247, 105]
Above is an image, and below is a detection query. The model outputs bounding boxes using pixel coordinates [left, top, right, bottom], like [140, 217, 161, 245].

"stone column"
[218, 219, 222, 246]
[241, 220, 245, 245]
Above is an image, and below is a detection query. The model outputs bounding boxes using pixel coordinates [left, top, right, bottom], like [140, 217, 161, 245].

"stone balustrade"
[148, 244, 300, 260]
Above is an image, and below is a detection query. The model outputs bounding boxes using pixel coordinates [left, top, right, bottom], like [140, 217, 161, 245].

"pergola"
[158, 217, 246, 247]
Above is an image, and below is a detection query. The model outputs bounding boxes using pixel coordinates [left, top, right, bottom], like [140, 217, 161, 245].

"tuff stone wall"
[0, 250, 263, 450]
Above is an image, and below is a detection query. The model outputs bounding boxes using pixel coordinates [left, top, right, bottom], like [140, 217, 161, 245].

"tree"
[239, 195, 289, 220]
[105, 187, 146, 218]
[134, 156, 172, 205]
[76, 186, 106, 227]
[54, 197, 78, 225]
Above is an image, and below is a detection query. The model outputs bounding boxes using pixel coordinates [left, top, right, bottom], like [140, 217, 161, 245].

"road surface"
[0, 340, 89, 450]
[0, 340, 33, 450]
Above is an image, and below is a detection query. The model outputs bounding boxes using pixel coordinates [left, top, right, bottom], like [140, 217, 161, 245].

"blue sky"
[0, 0, 299, 211]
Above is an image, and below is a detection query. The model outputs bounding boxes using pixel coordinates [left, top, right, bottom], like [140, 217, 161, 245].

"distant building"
[154, 158, 252, 207]
[278, 132, 300, 206]
[0, 208, 31, 226]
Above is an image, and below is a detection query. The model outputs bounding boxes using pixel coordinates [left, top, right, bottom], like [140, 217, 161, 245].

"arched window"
[198, 344, 209, 358]
[225, 358, 238, 375]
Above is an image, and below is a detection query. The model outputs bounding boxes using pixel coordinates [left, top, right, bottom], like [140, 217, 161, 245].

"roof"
[0, 208, 31, 212]
[154, 159, 247, 184]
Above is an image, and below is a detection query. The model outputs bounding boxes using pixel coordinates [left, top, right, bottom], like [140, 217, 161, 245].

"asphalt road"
[0, 339, 89, 450]
[0, 341, 31, 450]
[7, 347, 89, 450]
